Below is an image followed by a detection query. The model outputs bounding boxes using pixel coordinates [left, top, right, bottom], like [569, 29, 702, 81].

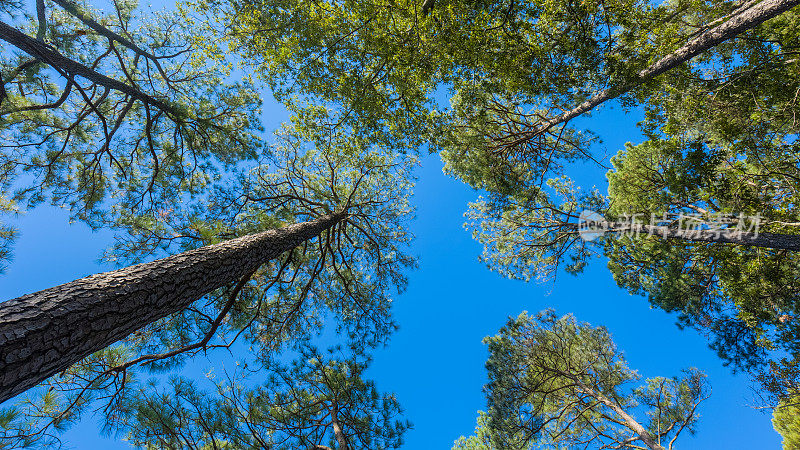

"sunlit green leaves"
[0, 1, 263, 234]
[120, 345, 409, 449]
[773, 393, 800, 450]
[464, 311, 708, 449]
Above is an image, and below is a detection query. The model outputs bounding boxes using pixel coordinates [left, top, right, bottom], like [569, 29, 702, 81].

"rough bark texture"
[0, 213, 342, 404]
[0, 20, 176, 113]
[532, 0, 800, 135]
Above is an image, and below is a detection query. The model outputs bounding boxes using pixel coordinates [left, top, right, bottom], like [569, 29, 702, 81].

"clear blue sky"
[0, 1, 783, 447]
[1, 117, 782, 449]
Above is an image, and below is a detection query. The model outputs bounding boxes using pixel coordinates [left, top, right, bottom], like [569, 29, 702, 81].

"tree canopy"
[0, 110, 417, 446]
[773, 395, 800, 450]
[120, 345, 409, 449]
[454, 311, 709, 450]
[2, 0, 799, 446]
[436, 1, 800, 401]
[0, 0, 262, 270]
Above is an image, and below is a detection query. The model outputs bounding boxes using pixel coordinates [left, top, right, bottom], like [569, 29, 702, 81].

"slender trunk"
[330, 403, 350, 450]
[51, 0, 170, 73]
[0, 213, 343, 404]
[0, 20, 176, 114]
[52, 0, 154, 57]
[554, 367, 664, 449]
[526, 0, 799, 138]
[579, 221, 800, 251]
[35, 0, 46, 40]
[576, 383, 664, 450]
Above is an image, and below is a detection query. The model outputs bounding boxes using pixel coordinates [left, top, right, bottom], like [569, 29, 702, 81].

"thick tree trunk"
[524, 0, 800, 138]
[581, 221, 800, 251]
[0, 213, 343, 404]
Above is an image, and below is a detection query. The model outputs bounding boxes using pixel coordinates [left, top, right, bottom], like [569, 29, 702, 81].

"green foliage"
[459, 311, 708, 449]
[427, 0, 800, 402]
[603, 110, 800, 398]
[0, 111, 416, 446]
[120, 345, 409, 449]
[191, 0, 701, 164]
[188, 0, 439, 152]
[465, 176, 606, 282]
[0, 0, 263, 264]
[452, 411, 495, 450]
[774, 395, 800, 450]
[0, 193, 17, 274]
[600, 8, 800, 390]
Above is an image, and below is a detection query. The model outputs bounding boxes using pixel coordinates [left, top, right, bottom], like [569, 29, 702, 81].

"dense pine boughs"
[455, 311, 708, 450]
[122, 345, 409, 449]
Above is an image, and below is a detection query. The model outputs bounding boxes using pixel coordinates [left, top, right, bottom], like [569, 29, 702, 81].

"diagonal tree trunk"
[574, 381, 665, 450]
[0, 20, 177, 114]
[52, 0, 162, 61]
[552, 367, 665, 449]
[0, 212, 344, 404]
[50, 0, 178, 84]
[513, 0, 800, 144]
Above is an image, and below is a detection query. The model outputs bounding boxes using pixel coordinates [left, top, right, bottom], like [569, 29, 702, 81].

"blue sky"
[0, 1, 785, 447]
[1, 112, 782, 448]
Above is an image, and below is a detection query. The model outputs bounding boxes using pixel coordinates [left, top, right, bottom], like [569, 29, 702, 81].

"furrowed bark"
[0, 20, 177, 115]
[518, 0, 800, 141]
[0, 213, 343, 404]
